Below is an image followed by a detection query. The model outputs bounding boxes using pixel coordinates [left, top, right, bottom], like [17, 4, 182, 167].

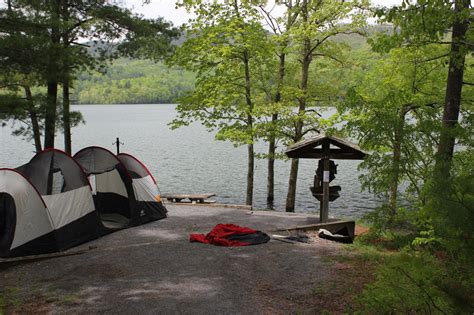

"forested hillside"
[72, 27, 376, 105]
[73, 58, 195, 104]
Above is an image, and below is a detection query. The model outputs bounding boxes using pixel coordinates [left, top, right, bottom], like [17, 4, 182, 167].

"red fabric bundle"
[189, 224, 269, 247]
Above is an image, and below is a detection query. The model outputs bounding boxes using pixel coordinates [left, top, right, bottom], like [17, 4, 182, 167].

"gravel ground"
[0, 204, 345, 314]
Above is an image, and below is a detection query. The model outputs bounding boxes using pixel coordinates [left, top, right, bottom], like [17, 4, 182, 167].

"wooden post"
[321, 141, 330, 223]
[116, 137, 120, 154]
[113, 137, 123, 154]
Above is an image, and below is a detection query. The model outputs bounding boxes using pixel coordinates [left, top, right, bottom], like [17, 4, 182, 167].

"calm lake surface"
[0, 104, 382, 218]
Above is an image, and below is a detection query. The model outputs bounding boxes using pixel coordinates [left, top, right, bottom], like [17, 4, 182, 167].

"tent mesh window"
[51, 169, 66, 195]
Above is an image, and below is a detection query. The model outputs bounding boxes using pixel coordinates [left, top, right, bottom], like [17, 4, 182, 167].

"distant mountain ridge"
[73, 25, 392, 104]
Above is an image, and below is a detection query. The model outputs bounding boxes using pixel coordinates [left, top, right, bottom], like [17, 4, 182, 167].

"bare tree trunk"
[247, 142, 254, 206]
[267, 126, 276, 208]
[244, 49, 254, 206]
[44, 81, 58, 149]
[435, 0, 469, 177]
[267, 52, 286, 208]
[24, 86, 42, 153]
[44, 0, 61, 149]
[62, 0, 71, 154]
[232, 0, 254, 206]
[63, 78, 71, 154]
[285, 158, 299, 212]
[286, 2, 311, 211]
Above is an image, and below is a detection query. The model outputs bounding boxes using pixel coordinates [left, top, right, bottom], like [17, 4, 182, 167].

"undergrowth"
[349, 224, 474, 314]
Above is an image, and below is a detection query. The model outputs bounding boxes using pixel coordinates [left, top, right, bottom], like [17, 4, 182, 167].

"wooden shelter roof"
[285, 134, 367, 160]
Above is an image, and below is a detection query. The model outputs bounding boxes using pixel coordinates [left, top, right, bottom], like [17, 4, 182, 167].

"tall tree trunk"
[247, 142, 254, 206]
[62, 0, 71, 154]
[434, 0, 470, 177]
[24, 86, 42, 153]
[63, 77, 71, 154]
[286, 0, 311, 211]
[389, 108, 407, 217]
[44, 0, 61, 149]
[267, 131, 276, 208]
[243, 49, 254, 206]
[44, 80, 58, 149]
[232, 0, 254, 206]
[286, 158, 300, 211]
[267, 52, 286, 208]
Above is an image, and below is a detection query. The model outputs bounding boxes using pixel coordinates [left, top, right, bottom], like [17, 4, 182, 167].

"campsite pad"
[0, 205, 345, 314]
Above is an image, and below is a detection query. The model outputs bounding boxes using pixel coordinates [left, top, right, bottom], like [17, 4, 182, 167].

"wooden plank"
[274, 220, 355, 240]
[171, 203, 251, 210]
[0, 246, 97, 264]
[162, 193, 216, 200]
[170, 199, 217, 204]
[287, 150, 366, 159]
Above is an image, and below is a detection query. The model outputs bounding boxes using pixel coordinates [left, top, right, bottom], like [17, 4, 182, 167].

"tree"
[376, 0, 472, 179]
[283, 0, 368, 211]
[169, 0, 272, 205]
[339, 45, 447, 222]
[257, 1, 300, 208]
[0, 0, 177, 151]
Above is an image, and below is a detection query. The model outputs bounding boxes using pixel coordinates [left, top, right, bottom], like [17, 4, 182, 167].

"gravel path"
[0, 205, 344, 314]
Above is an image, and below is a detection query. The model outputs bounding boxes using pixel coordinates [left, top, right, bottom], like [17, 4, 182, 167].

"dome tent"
[16, 149, 101, 250]
[1, 148, 101, 257]
[74, 146, 166, 229]
[117, 153, 167, 221]
[0, 169, 55, 257]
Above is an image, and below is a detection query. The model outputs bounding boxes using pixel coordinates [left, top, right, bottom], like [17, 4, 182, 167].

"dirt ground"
[0, 205, 372, 314]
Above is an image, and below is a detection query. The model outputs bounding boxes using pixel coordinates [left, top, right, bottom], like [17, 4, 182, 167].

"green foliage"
[169, 0, 271, 146]
[354, 149, 474, 313]
[358, 252, 463, 313]
[74, 58, 195, 104]
[337, 44, 451, 227]
[423, 149, 474, 257]
[0, 0, 178, 148]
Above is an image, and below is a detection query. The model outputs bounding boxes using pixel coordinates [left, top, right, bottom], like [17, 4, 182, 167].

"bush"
[357, 251, 472, 313]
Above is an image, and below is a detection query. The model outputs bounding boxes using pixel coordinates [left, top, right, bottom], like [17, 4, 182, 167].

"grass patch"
[310, 227, 418, 313]
[58, 294, 81, 305]
[0, 287, 23, 313]
[0, 294, 5, 315]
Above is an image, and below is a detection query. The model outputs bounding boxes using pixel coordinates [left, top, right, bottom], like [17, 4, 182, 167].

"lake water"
[0, 104, 382, 218]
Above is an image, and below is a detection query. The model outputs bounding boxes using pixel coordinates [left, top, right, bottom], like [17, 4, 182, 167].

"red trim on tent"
[117, 153, 157, 184]
[0, 168, 48, 208]
[74, 146, 133, 182]
[34, 148, 93, 191]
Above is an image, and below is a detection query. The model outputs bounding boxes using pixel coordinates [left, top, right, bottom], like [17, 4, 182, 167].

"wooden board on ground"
[162, 193, 216, 203]
[274, 220, 356, 240]
[0, 246, 97, 264]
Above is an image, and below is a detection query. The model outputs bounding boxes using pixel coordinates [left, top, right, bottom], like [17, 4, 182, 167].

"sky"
[123, 0, 404, 27]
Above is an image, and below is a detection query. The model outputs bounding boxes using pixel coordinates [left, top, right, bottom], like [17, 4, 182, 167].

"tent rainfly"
[117, 153, 167, 221]
[74, 146, 167, 230]
[1, 149, 101, 257]
[0, 168, 55, 257]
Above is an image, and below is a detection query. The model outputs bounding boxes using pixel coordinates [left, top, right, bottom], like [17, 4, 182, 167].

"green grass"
[0, 287, 23, 313]
[0, 294, 6, 315]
